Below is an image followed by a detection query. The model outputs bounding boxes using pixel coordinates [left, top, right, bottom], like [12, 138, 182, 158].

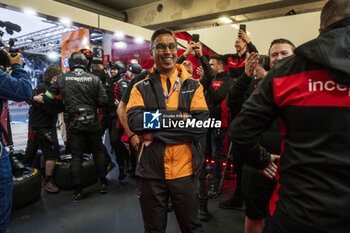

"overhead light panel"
[134, 36, 144, 45]
[47, 51, 59, 60]
[114, 42, 127, 49]
[60, 17, 72, 26]
[219, 17, 233, 23]
[23, 8, 37, 16]
[114, 31, 125, 40]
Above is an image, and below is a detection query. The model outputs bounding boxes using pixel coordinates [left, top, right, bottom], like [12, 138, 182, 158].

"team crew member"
[126, 28, 209, 233]
[206, 54, 233, 199]
[117, 63, 143, 175]
[0, 52, 32, 233]
[227, 38, 295, 233]
[34, 52, 108, 202]
[224, 29, 258, 79]
[231, 1, 350, 232]
[28, 65, 65, 193]
[106, 60, 129, 180]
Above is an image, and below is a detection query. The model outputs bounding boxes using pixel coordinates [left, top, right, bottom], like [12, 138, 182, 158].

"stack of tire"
[11, 150, 41, 209]
[53, 154, 97, 189]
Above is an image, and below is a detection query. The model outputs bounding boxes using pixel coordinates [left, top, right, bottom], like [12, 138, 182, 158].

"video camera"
[0, 20, 22, 68]
[0, 32, 21, 68]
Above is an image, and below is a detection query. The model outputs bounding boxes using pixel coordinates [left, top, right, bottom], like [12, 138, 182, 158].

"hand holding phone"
[239, 24, 246, 33]
[192, 34, 200, 42]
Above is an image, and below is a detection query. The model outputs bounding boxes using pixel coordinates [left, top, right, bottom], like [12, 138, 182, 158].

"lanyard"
[163, 72, 180, 103]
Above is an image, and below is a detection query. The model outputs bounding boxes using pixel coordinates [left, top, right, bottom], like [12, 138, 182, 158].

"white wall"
[188, 11, 321, 55]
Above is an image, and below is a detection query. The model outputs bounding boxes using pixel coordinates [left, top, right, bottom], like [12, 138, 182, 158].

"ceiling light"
[134, 36, 144, 44]
[60, 17, 72, 26]
[47, 51, 59, 60]
[219, 17, 233, 23]
[23, 8, 37, 16]
[130, 59, 138, 64]
[114, 31, 125, 40]
[26, 39, 33, 43]
[114, 42, 127, 49]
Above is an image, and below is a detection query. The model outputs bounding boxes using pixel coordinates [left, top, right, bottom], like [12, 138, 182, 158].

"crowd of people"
[0, 0, 349, 232]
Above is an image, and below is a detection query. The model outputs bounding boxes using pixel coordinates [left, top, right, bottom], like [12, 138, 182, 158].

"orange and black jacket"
[126, 64, 209, 180]
[231, 18, 350, 233]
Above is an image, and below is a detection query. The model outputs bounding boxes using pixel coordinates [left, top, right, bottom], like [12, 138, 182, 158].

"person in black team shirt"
[34, 52, 108, 202]
[231, 1, 350, 232]
[106, 60, 129, 180]
[224, 29, 258, 79]
[27, 65, 65, 193]
[227, 38, 295, 233]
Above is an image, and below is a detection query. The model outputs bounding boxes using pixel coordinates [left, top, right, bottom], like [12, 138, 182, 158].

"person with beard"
[231, 1, 350, 232]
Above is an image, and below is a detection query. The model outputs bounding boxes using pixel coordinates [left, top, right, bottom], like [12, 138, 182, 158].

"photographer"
[0, 51, 32, 233]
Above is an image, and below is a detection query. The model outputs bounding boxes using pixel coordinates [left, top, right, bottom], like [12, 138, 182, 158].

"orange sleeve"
[190, 84, 208, 111]
[126, 85, 145, 112]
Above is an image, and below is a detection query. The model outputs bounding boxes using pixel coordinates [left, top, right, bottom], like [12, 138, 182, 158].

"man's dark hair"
[150, 28, 177, 49]
[268, 38, 296, 54]
[209, 54, 224, 66]
[44, 64, 62, 83]
[321, 0, 350, 29]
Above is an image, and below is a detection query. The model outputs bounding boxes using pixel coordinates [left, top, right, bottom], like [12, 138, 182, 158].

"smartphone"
[192, 34, 200, 42]
[239, 24, 246, 32]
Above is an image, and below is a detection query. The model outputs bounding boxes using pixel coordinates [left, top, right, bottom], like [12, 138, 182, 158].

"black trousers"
[68, 129, 107, 187]
[137, 176, 202, 233]
[109, 118, 128, 168]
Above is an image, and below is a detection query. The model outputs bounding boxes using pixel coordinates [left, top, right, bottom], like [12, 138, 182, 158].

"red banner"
[61, 28, 90, 73]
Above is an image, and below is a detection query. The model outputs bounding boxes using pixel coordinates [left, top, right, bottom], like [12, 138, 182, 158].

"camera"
[0, 32, 20, 68]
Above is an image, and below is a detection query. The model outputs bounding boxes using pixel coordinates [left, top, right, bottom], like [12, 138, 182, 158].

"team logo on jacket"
[143, 110, 161, 129]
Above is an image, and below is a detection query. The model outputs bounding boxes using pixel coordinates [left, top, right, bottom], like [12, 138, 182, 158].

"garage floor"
[8, 172, 244, 233]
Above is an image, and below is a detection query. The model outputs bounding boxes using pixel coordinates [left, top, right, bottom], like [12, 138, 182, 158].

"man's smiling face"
[150, 33, 178, 75]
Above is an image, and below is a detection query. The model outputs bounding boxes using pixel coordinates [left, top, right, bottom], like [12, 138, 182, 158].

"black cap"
[128, 63, 142, 74]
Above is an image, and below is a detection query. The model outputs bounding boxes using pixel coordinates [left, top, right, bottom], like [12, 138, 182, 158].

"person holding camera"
[0, 52, 32, 233]
[34, 52, 108, 202]
[224, 27, 258, 79]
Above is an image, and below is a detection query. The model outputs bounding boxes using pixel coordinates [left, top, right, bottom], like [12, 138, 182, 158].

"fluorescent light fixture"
[23, 8, 37, 16]
[219, 17, 233, 23]
[114, 42, 127, 49]
[60, 17, 72, 26]
[47, 51, 59, 60]
[134, 36, 145, 44]
[114, 31, 125, 40]
[26, 39, 33, 43]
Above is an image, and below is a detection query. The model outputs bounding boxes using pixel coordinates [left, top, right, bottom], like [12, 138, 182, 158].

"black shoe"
[198, 203, 212, 221]
[219, 197, 244, 210]
[100, 183, 108, 194]
[72, 190, 82, 202]
[208, 185, 219, 199]
[43, 178, 60, 193]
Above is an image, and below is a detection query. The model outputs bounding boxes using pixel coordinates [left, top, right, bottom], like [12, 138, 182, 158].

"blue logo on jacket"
[143, 110, 161, 129]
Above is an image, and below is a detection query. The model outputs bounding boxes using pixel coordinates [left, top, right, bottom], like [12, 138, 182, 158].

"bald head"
[320, 0, 350, 30]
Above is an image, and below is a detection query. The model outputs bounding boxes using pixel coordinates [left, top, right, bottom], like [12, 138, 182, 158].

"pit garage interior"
[0, 0, 327, 233]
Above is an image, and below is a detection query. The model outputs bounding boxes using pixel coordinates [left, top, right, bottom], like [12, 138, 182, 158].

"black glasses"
[152, 43, 177, 52]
